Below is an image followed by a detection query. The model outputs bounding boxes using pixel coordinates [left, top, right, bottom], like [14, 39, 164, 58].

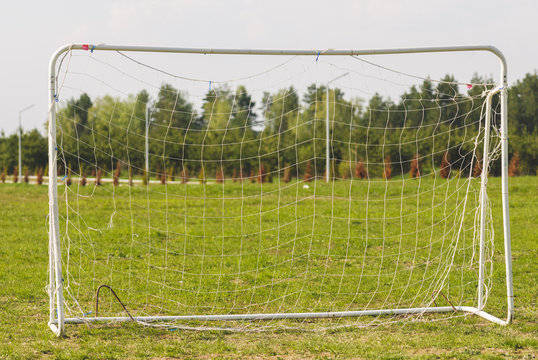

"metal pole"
[326, 86, 329, 182]
[52, 44, 507, 59]
[145, 104, 149, 178]
[48, 48, 65, 336]
[18, 104, 34, 183]
[478, 88, 500, 309]
[326, 72, 349, 182]
[18, 113, 21, 183]
[62, 305, 508, 326]
[499, 64, 514, 324]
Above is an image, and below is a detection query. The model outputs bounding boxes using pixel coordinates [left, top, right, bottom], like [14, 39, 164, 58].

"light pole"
[326, 73, 349, 182]
[145, 103, 150, 178]
[18, 104, 35, 183]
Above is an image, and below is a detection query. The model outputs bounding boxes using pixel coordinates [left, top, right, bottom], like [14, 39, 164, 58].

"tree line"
[0, 72, 536, 183]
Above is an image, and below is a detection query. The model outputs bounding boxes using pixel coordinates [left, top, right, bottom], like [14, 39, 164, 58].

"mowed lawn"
[0, 177, 536, 359]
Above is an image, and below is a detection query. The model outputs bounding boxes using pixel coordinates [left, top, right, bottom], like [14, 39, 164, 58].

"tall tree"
[508, 72, 538, 174]
[260, 86, 300, 176]
[152, 84, 196, 174]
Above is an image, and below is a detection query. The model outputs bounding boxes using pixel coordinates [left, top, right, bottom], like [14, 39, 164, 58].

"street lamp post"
[326, 73, 349, 182]
[18, 104, 35, 183]
[145, 103, 154, 183]
[145, 103, 150, 177]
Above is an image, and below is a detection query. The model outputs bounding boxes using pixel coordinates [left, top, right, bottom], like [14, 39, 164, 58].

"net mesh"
[51, 48, 502, 330]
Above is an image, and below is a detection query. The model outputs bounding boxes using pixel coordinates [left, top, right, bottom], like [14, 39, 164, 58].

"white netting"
[50, 48, 502, 331]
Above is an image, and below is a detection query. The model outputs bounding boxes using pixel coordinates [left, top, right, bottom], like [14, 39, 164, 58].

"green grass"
[0, 177, 537, 359]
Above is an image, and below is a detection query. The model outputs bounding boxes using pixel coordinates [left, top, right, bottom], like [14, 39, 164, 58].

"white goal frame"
[47, 44, 514, 336]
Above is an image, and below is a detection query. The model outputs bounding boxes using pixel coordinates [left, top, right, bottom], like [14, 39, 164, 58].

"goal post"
[47, 44, 513, 336]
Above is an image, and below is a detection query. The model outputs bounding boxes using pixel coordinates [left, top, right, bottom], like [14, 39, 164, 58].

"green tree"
[508, 72, 538, 174]
[260, 86, 300, 178]
[151, 84, 196, 176]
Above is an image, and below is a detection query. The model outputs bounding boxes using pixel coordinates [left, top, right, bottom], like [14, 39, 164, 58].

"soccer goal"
[47, 44, 513, 336]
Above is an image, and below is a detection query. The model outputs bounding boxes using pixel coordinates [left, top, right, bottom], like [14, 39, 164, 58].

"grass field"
[0, 177, 536, 359]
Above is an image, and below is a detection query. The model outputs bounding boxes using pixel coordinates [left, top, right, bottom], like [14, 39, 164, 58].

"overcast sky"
[0, 0, 536, 135]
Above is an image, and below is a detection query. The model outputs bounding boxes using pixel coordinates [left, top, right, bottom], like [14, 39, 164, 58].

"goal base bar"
[58, 306, 509, 327]
[48, 323, 62, 337]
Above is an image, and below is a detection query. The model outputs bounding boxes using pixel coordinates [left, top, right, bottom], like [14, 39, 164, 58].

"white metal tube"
[500, 72, 514, 324]
[60, 306, 509, 325]
[478, 90, 495, 309]
[55, 44, 507, 61]
[48, 49, 65, 336]
[64, 306, 459, 323]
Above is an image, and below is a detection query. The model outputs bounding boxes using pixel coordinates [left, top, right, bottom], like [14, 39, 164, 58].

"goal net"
[47, 45, 513, 334]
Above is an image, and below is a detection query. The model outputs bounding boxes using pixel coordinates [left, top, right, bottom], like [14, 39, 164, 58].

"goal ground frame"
[47, 44, 514, 336]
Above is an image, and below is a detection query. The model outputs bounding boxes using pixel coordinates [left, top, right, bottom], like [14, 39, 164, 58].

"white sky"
[0, 0, 536, 135]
